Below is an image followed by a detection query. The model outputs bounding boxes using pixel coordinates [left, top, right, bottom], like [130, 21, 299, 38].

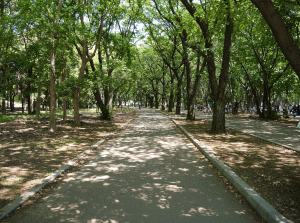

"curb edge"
[0, 114, 138, 222]
[172, 119, 291, 223]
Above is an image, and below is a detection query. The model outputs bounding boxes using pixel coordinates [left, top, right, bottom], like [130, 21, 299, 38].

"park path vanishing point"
[5, 109, 260, 223]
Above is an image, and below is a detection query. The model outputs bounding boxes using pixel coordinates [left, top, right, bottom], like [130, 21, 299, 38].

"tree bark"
[210, 0, 233, 133]
[168, 79, 174, 112]
[1, 97, 5, 114]
[62, 59, 67, 124]
[36, 83, 42, 120]
[48, 0, 62, 132]
[161, 67, 166, 111]
[74, 58, 87, 126]
[49, 74, 57, 132]
[180, 0, 233, 133]
[73, 9, 106, 125]
[175, 78, 182, 115]
[154, 93, 159, 109]
[187, 57, 206, 120]
[93, 90, 110, 119]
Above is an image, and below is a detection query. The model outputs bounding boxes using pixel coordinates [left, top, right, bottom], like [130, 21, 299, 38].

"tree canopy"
[1, 0, 300, 133]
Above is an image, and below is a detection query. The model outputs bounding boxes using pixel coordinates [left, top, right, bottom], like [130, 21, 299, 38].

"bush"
[266, 110, 281, 120]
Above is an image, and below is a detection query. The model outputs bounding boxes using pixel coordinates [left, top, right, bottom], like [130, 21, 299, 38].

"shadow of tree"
[5, 110, 259, 222]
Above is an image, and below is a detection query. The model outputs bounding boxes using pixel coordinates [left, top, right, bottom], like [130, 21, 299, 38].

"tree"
[180, 0, 234, 133]
[250, 0, 300, 79]
[72, 0, 106, 126]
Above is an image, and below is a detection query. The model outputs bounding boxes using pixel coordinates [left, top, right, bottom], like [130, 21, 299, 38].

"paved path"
[5, 109, 260, 222]
[195, 111, 300, 152]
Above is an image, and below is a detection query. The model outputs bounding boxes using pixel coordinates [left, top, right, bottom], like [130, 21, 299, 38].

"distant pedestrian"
[234, 102, 238, 115]
[296, 105, 300, 115]
[139, 102, 141, 110]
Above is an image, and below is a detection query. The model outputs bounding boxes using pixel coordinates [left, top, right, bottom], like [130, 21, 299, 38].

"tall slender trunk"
[1, 97, 5, 114]
[175, 78, 182, 115]
[9, 89, 14, 112]
[210, 0, 233, 133]
[36, 83, 42, 120]
[168, 83, 174, 112]
[161, 70, 166, 111]
[73, 10, 105, 124]
[49, 0, 62, 132]
[155, 93, 159, 109]
[49, 73, 56, 132]
[74, 59, 87, 126]
[186, 55, 205, 120]
[27, 94, 31, 114]
[62, 59, 67, 124]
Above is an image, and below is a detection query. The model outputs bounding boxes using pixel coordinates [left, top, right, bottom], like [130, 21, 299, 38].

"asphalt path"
[5, 109, 260, 223]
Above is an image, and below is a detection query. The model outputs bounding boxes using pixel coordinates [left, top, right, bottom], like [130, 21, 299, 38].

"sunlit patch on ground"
[0, 109, 137, 209]
[176, 118, 300, 222]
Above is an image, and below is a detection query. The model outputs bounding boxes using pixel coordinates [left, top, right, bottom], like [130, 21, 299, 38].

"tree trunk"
[9, 89, 14, 112]
[168, 88, 174, 112]
[175, 78, 182, 115]
[73, 11, 105, 125]
[161, 95, 166, 111]
[27, 94, 31, 114]
[210, 0, 233, 133]
[1, 98, 5, 114]
[21, 92, 24, 114]
[186, 99, 195, 120]
[149, 96, 154, 108]
[154, 93, 159, 109]
[180, 0, 233, 133]
[63, 96, 67, 123]
[62, 59, 67, 124]
[49, 74, 57, 132]
[211, 99, 226, 133]
[250, 0, 300, 79]
[93, 90, 110, 119]
[161, 71, 166, 111]
[36, 82, 41, 120]
[186, 56, 205, 120]
[73, 86, 81, 126]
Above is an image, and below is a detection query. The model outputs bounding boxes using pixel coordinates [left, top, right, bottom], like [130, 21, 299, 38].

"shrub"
[266, 110, 281, 120]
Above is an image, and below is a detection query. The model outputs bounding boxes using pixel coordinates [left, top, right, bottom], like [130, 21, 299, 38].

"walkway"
[195, 111, 300, 152]
[5, 109, 260, 222]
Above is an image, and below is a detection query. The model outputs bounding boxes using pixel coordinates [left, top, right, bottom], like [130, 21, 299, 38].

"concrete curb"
[194, 112, 300, 153]
[0, 115, 137, 222]
[172, 119, 291, 223]
[231, 131, 299, 153]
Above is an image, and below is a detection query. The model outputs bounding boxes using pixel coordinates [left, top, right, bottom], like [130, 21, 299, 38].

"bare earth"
[1, 108, 299, 222]
[172, 114, 300, 223]
[0, 108, 137, 210]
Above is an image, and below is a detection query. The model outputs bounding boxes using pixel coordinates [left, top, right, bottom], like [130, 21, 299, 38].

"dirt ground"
[0, 108, 137, 210]
[172, 113, 300, 223]
[1, 108, 299, 222]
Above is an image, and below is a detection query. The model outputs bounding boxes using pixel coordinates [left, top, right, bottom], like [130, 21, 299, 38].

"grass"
[0, 115, 16, 122]
[0, 107, 126, 123]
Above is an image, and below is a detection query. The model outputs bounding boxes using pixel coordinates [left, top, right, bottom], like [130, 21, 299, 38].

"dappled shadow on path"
[6, 110, 258, 223]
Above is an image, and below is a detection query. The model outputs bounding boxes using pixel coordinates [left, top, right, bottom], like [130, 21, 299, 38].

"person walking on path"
[139, 102, 142, 110]
[6, 109, 260, 223]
